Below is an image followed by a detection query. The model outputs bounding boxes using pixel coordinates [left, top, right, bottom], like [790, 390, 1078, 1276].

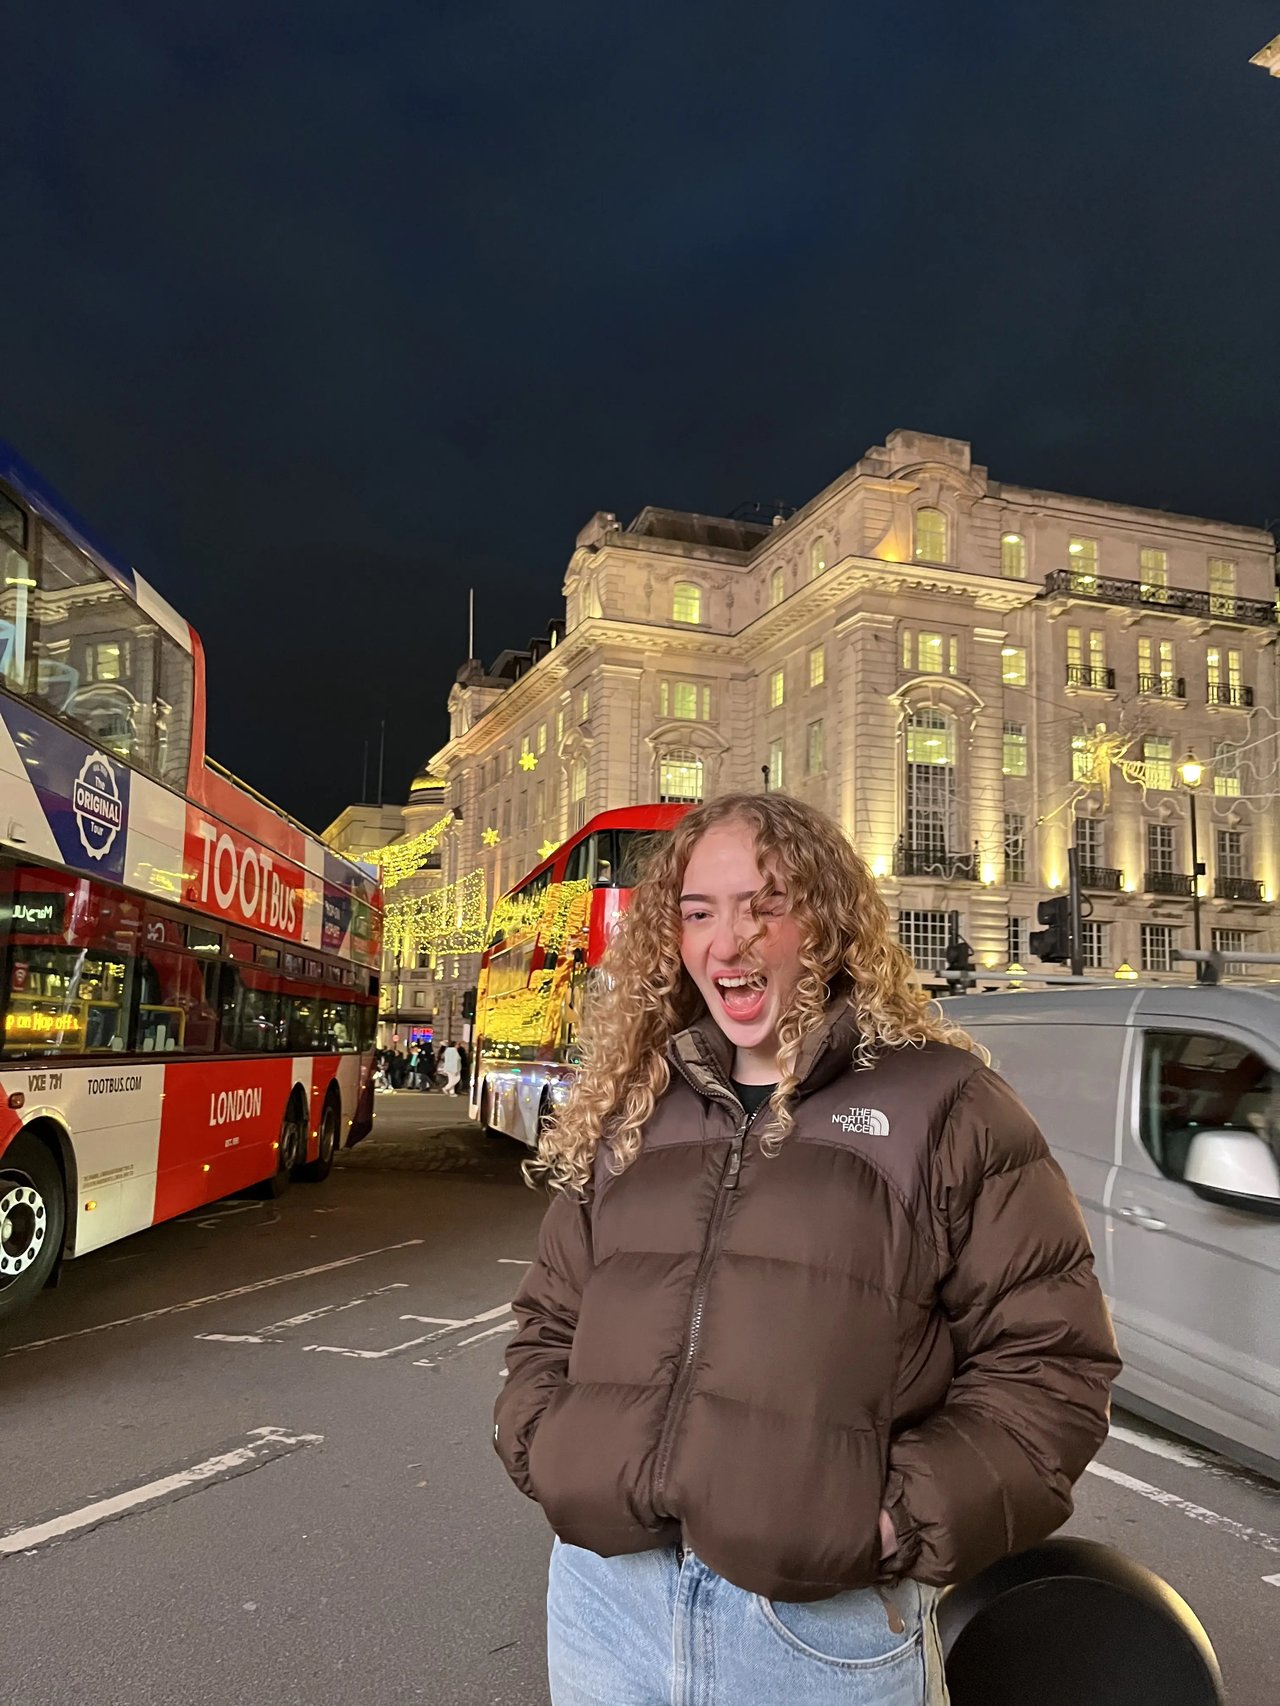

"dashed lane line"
[3, 1241, 425, 1356]
[305, 1299, 515, 1361]
[1, 1427, 323, 1558]
[1086, 1460, 1280, 1573]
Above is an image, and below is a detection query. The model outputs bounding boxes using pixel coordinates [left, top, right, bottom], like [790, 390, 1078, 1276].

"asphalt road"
[2, 1093, 1277, 1705]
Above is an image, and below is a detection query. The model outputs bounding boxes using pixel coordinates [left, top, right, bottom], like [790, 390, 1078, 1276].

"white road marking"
[1108, 1422, 1210, 1470]
[1086, 1461, 1280, 1557]
[400, 1315, 466, 1326]
[4, 1241, 425, 1356]
[497, 1258, 531, 1266]
[456, 1319, 517, 1348]
[198, 1333, 267, 1345]
[0, 1427, 322, 1558]
[306, 1299, 516, 1361]
[1263, 1574, 1280, 1588]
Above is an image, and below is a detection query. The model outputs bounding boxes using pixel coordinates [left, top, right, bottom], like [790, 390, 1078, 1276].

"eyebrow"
[679, 889, 785, 903]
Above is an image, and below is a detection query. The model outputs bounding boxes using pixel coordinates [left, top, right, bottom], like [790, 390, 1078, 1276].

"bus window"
[564, 836, 594, 884]
[135, 946, 219, 1052]
[219, 965, 286, 1053]
[613, 829, 662, 888]
[1, 868, 140, 1056]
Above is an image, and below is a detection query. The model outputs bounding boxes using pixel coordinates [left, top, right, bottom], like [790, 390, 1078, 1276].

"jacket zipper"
[651, 1061, 767, 1514]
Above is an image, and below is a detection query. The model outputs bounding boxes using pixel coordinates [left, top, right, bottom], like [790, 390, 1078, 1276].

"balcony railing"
[1077, 865, 1123, 891]
[1145, 870, 1194, 896]
[1043, 568, 1277, 628]
[1137, 674, 1185, 699]
[1208, 683, 1254, 708]
[1066, 664, 1116, 691]
[893, 843, 978, 881]
[1215, 876, 1266, 903]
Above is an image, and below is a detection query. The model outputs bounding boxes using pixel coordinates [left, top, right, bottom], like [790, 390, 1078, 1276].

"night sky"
[3, 3, 1279, 831]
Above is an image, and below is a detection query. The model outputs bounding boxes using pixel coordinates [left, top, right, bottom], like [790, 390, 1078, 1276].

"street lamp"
[1177, 752, 1206, 980]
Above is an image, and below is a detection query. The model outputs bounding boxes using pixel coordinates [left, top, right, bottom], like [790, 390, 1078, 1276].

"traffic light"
[461, 987, 477, 1023]
[945, 937, 974, 974]
[1029, 896, 1070, 964]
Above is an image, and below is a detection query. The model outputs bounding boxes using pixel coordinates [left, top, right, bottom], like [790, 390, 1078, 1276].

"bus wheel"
[0, 1134, 65, 1320]
[296, 1094, 339, 1183]
[257, 1096, 306, 1198]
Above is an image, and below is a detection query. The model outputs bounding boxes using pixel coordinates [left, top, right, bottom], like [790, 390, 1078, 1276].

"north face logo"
[832, 1106, 890, 1136]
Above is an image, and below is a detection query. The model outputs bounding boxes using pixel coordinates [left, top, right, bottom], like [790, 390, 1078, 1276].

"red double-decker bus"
[0, 443, 381, 1319]
[471, 804, 687, 1146]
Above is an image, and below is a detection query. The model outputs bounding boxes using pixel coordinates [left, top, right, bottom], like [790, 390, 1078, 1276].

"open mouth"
[713, 970, 768, 1025]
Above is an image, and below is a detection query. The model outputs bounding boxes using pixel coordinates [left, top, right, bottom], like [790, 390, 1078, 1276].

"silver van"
[944, 984, 1280, 1478]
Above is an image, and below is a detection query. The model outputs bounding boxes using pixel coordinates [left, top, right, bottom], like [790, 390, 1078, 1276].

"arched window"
[809, 536, 827, 578]
[914, 507, 948, 564]
[672, 581, 702, 624]
[1000, 532, 1026, 579]
[769, 566, 785, 608]
[903, 707, 957, 873]
[658, 751, 704, 804]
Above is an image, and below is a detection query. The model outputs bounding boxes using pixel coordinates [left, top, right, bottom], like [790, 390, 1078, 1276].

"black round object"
[937, 1538, 1224, 1706]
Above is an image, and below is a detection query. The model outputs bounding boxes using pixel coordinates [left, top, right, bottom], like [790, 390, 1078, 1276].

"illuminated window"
[903, 631, 957, 676]
[1138, 637, 1175, 691]
[1213, 740, 1240, 798]
[1079, 921, 1107, 970]
[1004, 812, 1026, 884]
[672, 582, 702, 624]
[1142, 736, 1173, 791]
[1208, 558, 1236, 618]
[570, 759, 587, 802]
[1068, 537, 1099, 594]
[1207, 647, 1242, 702]
[520, 733, 532, 759]
[85, 640, 127, 683]
[769, 566, 785, 608]
[906, 707, 956, 766]
[537, 723, 547, 754]
[659, 752, 703, 804]
[1067, 627, 1107, 685]
[769, 668, 784, 709]
[898, 909, 949, 973]
[660, 680, 700, 720]
[809, 646, 825, 688]
[580, 687, 590, 721]
[768, 738, 784, 791]
[810, 537, 827, 578]
[1000, 533, 1027, 579]
[556, 709, 564, 745]
[1217, 829, 1245, 882]
[1140, 923, 1175, 973]
[1147, 822, 1176, 875]
[1139, 547, 1169, 602]
[1002, 720, 1027, 777]
[914, 508, 948, 563]
[807, 720, 825, 774]
[1002, 646, 1027, 686]
[918, 633, 944, 675]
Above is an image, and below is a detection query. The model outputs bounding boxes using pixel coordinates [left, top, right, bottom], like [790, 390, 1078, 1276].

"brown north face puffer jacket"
[494, 1005, 1120, 1602]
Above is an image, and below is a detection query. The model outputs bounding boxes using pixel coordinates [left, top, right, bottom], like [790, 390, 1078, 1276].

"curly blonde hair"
[530, 793, 982, 1194]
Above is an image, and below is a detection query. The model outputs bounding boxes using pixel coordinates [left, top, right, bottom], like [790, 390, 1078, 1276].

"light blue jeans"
[547, 1539, 949, 1706]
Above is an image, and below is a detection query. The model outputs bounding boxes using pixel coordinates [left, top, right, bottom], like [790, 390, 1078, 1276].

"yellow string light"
[366, 812, 456, 890]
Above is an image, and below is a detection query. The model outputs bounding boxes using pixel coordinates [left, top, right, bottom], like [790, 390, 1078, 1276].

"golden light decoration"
[482, 827, 500, 847]
[383, 868, 489, 958]
[365, 811, 456, 890]
[537, 839, 557, 861]
[519, 751, 538, 772]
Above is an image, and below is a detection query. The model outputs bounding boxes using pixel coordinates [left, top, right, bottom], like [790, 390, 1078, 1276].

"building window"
[1141, 923, 1176, 973]
[1207, 646, 1243, 704]
[769, 668, 785, 709]
[1212, 928, 1247, 957]
[914, 508, 948, 564]
[1213, 739, 1240, 797]
[1216, 829, 1245, 882]
[768, 738, 784, 792]
[1067, 626, 1107, 687]
[1071, 734, 1093, 783]
[1208, 557, 1237, 618]
[535, 781, 544, 820]
[672, 582, 702, 624]
[1007, 915, 1026, 965]
[1075, 816, 1105, 870]
[1079, 920, 1107, 970]
[1068, 536, 1099, 593]
[810, 537, 827, 578]
[808, 646, 825, 688]
[902, 630, 958, 676]
[1138, 636, 1175, 693]
[658, 752, 704, 804]
[580, 687, 590, 722]
[769, 566, 785, 608]
[556, 709, 565, 745]
[806, 720, 825, 775]
[898, 909, 950, 973]
[1139, 548, 1169, 602]
[570, 759, 587, 802]
[1004, 811, 1026, 884]
[1142, 736, 1173, 790]
[1001, 646, 1027, 686]
[906, 709, 957, 860]
[520, 733, 532, 759]
[413, 991, 426, 1008]
[1001, 533, 1026, 579]
[1146, 822, 1176, 875]
[538, 723, 547, 754]
[660, 680, 702, 721]
[918, 632, 945, 674]
[1002, 720, 1027, 778]
[85, 640, 128, 683]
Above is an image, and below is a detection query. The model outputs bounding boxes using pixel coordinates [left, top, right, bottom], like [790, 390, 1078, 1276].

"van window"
[1140, 1030, 1280, 1181]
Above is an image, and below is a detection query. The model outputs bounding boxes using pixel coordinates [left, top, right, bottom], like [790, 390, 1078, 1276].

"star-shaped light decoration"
[519, 750, 538, 771]
[482, 827, 500, 847]
[537, 840, 557, 861]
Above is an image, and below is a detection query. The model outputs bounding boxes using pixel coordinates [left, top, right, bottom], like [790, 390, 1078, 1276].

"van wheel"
[0, 1134, 65, 1320]
[297, 1094, 339, 1183]
[255, 1097, 305, 1198]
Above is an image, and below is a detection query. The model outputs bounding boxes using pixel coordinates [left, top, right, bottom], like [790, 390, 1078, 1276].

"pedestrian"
[457, 1041, 470, 1091]
[440, 1040, 462, 1095]
[420, 1041, 437, 1090]
[494, 793, 1120, 1706]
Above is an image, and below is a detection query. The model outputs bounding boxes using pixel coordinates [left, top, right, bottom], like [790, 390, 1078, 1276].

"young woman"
[495, 793, 1120, 1706]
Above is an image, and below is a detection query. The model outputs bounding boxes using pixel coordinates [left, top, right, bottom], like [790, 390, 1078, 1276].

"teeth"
[716, 974, 765, 990]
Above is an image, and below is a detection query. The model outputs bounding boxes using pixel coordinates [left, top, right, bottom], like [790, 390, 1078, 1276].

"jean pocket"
[754, 1581, 924, 1671]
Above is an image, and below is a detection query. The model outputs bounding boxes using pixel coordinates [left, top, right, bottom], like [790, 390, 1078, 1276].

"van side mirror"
[1183, 1130, 1280, 1216]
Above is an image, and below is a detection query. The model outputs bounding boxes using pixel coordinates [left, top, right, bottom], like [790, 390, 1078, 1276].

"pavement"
[1, 1092, 1277, 1704]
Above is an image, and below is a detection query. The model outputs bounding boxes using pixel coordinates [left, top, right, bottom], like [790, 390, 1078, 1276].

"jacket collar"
[668, 1001, 861, 1104]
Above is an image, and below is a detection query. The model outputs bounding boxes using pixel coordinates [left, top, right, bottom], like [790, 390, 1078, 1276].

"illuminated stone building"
[430, 429, 1279, 1004]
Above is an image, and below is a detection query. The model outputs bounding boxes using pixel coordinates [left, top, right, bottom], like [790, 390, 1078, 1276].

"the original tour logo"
[73, 751, 124, 861]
